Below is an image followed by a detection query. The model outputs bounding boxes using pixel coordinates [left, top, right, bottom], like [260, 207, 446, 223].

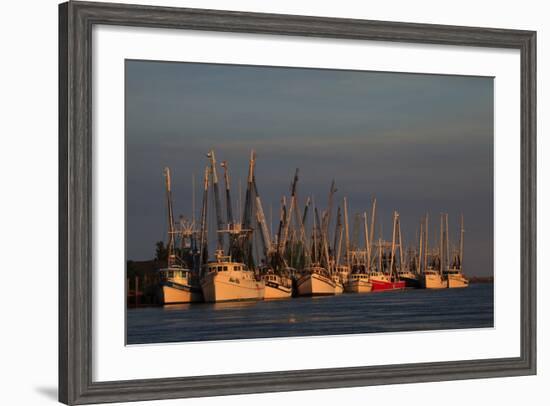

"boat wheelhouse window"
[167, 271, 174, 278]
[223, 266, 228, 271]
[217, 266, 223, 272]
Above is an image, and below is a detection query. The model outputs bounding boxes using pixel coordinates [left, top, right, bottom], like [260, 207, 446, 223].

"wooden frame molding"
[59, 1, 536, 404]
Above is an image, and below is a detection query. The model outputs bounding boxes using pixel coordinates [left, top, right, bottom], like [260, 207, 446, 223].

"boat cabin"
[205, 262, 248, 273]
[307, 265, 330, 277]
[158, 266, 190, 282]
[264, 274, 280, 282]
[349, 273, 369, 281]
[444, 268, 463, 275]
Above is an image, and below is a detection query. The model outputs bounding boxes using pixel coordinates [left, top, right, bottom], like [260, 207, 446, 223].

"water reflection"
[211, 301, 260, 311]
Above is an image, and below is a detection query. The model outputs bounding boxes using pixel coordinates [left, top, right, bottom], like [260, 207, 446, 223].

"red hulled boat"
[369, 270, 406, 291]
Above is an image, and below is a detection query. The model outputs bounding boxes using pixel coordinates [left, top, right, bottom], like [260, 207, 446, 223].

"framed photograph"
[59, 1, 536, 404]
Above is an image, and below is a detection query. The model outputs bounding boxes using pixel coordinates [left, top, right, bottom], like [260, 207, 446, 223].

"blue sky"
[125, 60, 493, 276]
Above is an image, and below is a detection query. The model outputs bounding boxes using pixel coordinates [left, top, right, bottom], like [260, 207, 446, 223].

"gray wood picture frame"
[59, 1, 537, 404]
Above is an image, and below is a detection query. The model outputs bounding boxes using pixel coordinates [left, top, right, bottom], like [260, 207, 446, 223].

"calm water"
[127, 283, 493, 344]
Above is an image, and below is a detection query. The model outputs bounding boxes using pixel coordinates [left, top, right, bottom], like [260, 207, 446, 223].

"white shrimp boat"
[158, 265, 203, 304]
[445, 215, 468, 288]
[201, 252, 265, 302]
[296, 265, 335, 296]
[344, 273, 373, 293]
[421, 268, 447, 289]
[332, 273, 344, 294]
[445, 268, 469, 288]
[262, 271, 293, 299]
[156, 167, 203, 304]
[336, 265, 350, 285]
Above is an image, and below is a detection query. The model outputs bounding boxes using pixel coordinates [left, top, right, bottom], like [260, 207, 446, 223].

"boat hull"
[447, 275, 469, 288]
[370, 278, 406, 291]
[201, 271, 265, 302]
[422, 274, 447, 289]
[334, 280, 344, 294]
[264, 281, 293, 299]
[400, 277, 421, 288]
[297, 273, 335, 296]
[344, 279, 373, 293]
[158, 282, 203, 304]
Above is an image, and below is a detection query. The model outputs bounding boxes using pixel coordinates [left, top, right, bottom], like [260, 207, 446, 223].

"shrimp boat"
[157, 264, 203, 304]
[296, 265, 336, 296]
[336, 265, 350, 286]
[332, 273, 344, 294]
[330, 260, 345, 294]
[201, 251, 265, 302]
[344, 272, 373, 293]
[335, 264, 351, 293]
[398, 224, 424, 288]
[296, 184, 336, 296]
[261, 268, 293, 299]
[445, 268, 469, 288]
[156, 167, 203, 304]
[421, 267, 447, 289]
[444, 214, 469, 288]
[398, 268, 420, 288]
[369, 212, 406, 292]
[420, 214, 448, 289]
[398, 250, 421, 288]
[344, 253, 371, 293]
[369, 270, 405, 291]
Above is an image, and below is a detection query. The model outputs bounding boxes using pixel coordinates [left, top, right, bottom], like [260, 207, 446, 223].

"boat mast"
[192, 172, 196, 226]
[351, 213, 361, 251]
[242, 150, 256, 229]
[397, 213, 404, 272]
[279, 169, 298, 256]
[312, 201, 318, 264]
[198, 165, 210, 276]
[439, 213, 443, 275]
[424, 213, 429, 271]
[364, 211, 371, 271]
[324, 180, 337, 250]
[334, 207, 343, 267]
[459, 214, 465, 269]
[241, 150, 256, 267]
[369, 198, 377, 269]
[343, 197, 350, 268]
[378, 238, 382, 273]
[276, 197, 285, 257]
[321, 210, 332, 272]
[253, 176, 272, 259]
[207, 150, 224, 250]
[445, 213, 450, 273]
[302, 196, 311, 227]
[418, 218, 424, 274]
[220, 161, 234, 225]
[163, 167, 176, 267]
[389, 211, 398, 278]
[297, 196, 311, 267]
